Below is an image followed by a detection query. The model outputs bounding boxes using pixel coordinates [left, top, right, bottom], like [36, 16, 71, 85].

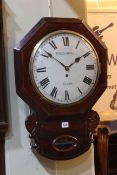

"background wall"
[87, 0, 117, 10]
[3, 0, 95, 175]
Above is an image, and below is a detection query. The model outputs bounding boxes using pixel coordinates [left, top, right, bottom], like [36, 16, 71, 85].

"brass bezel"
[29, 30, 101, 106]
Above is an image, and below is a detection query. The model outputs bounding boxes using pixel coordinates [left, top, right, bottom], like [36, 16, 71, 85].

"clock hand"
[44, 51, 69, 71]
[68, 51, 91, 68]
[68, 56, 82, 68]
[81, 51, 91, 58]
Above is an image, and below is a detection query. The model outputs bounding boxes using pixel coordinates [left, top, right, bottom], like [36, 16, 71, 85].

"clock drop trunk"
[25, 110, 99, 160]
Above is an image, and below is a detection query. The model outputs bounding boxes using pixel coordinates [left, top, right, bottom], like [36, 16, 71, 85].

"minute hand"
[44, 51, 69, 71]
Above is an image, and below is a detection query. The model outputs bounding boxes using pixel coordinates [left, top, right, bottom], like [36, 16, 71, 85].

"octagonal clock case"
[14, 17, 107, 160]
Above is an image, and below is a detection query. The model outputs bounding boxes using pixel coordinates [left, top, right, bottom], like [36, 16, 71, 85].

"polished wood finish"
[0, 0, 8, 174]
[94, 120, 117, 175]
[25, 110, 99, 160]
[14, 17, 107, 160]
[14, 17, 107, 120]
[97, 128, 109, 175]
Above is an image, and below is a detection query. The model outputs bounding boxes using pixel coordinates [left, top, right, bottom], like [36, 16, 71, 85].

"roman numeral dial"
[40, 77, 50, 89]
[62, 37, 69, 46]
[65, 90, 69, 101]
[78, 87, 83, 95]
[31, 30, 99, 105]
[49, 40, 57, 50]
[50, 87, 58, 98]
[75, 40, 80, 49]
[83, 76, 92, 85]
[86, 65, 94, 70]
[36, 67, 46, 72]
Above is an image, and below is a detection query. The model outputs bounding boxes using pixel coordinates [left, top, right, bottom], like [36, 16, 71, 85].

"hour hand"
[68, 56, 81, 68]
[68, 51, 91, 68]
[75, 51, 91, 62]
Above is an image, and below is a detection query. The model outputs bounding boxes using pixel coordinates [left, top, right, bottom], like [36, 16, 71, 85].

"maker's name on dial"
[56, 52, 74, 55]
[63, 82, 73, 85]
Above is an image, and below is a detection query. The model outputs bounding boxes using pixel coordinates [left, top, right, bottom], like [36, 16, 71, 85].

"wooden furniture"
[0, 1, 8, 175]
[94, 112, 117, 175]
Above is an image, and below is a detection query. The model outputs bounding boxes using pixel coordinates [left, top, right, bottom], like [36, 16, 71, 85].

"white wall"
[3, 0, 95, 175]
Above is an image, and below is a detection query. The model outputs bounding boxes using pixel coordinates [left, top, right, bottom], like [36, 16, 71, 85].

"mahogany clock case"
[14, 17, 107, 120]
[14, 17, 107, 160]
[25, 109, 99, 160]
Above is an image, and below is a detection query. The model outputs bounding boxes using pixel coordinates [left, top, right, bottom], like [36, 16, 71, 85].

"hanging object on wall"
[0, 0, 8, 174]
[14, 17, 107, 160]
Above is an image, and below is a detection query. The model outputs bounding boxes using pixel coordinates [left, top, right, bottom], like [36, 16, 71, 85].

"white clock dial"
[29, 30, 100, 105]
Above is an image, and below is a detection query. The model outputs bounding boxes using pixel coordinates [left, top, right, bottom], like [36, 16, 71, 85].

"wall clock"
[14, 17, 107, 160]
[0, 0, 8, 174]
